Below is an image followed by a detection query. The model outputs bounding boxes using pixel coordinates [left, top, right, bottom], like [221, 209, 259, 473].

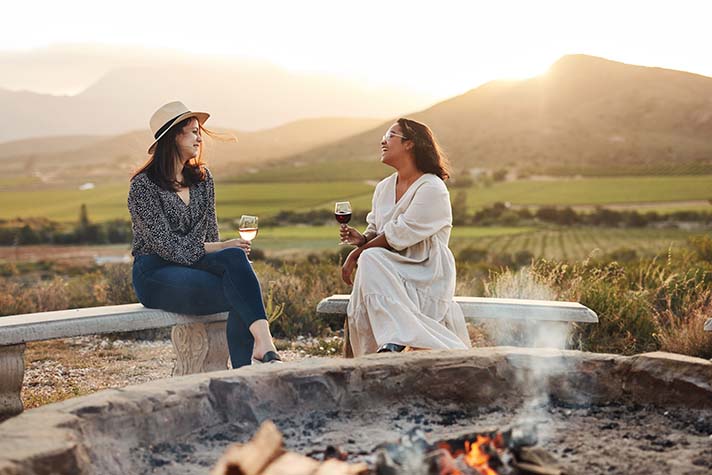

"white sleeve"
[364, 183, 379, 236]
[383, 181, 452, 251]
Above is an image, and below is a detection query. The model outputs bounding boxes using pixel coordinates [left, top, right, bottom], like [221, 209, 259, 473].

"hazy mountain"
[0, 44, 191, 95]
[0, 135, 107, 159]
[272, 55, 712, 178]
[0, 117, 382, 183]
[0, 45, 436, 142]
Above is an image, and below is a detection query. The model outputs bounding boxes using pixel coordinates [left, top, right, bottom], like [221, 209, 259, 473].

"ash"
[138, 400, 712, 475]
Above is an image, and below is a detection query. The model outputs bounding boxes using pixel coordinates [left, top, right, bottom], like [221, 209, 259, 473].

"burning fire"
[373, 425, 550, 475]
[437, 433, 506, 475]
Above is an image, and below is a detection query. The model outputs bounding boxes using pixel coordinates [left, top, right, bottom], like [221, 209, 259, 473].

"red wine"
[335, 212, 352, 224]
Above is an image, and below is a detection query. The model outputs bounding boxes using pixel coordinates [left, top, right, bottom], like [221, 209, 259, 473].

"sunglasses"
[382, 130, 408, 142]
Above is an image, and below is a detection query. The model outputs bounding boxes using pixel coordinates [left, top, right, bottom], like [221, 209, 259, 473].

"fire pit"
[0, 348, 710, 475]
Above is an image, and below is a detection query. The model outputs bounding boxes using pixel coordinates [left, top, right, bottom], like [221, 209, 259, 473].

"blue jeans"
[132, 248, 267, 368]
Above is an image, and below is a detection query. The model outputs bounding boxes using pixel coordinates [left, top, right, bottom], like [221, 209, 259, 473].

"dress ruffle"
[348, 290, 470, 357]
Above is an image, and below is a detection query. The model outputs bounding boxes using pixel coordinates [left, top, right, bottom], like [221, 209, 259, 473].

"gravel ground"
[22, 335, 330, 410]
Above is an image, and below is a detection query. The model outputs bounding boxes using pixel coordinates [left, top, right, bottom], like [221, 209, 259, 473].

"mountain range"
[5, 54, 712, 184]
[271, 55, 712, 178]
[0, 45, 436, 142]
[0, 118, 382, 185]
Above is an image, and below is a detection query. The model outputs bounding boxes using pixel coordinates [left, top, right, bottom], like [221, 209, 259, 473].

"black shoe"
[377, 343, 406, 353]
[252, 351, 283, 364]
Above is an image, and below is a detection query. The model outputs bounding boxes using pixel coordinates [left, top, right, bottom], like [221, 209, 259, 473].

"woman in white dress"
[339, 118, 471, 356]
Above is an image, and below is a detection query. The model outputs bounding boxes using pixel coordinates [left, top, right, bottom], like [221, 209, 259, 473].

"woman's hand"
[341, 248, 361, 285]
[339, 225, 365, 246]
[221, 238, 251, 254]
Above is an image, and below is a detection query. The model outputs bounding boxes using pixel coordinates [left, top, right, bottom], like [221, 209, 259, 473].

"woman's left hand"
[222, 238, 251, 254]
[341, 248, 360, 285]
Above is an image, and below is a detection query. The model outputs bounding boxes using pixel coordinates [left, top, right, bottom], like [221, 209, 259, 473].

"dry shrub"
[0, 280, 36, 315]
[97, 263, 135, 305]
[485, 266, 557, 300]
[253, 260, 350, 338]
[482, 265, 574, 348]
[466, 322, 495, 347]
[656, 289, 712, 359]
[27, 277, 72, 312]
[0, 264, 137, 317]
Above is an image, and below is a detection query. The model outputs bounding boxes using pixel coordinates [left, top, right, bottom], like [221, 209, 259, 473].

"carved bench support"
[171, 321, 229, 376]
[0, 344, 25, 422]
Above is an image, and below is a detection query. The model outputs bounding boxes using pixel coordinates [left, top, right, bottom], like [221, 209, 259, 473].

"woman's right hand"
[339, 225, 365, 246]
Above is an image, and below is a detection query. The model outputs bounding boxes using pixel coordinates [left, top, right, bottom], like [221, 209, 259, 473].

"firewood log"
[212, 421, 284, 475]
[261, 452, 320, 475]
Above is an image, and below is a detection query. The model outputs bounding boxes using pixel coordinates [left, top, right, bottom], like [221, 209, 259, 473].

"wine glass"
[334, 201, 352, 245]
[239, 215, 258, 262]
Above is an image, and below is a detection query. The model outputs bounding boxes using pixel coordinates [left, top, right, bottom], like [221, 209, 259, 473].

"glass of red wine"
[335, 201, 352, 245]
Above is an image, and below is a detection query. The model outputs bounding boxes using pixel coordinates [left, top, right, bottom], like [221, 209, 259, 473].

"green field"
[1, 175, 711, 223]
[449, 226, 697, 261]
[461, 175, 712, 208]
[320, 175, 712, 212]
[225, 225, 697, 260]
[223, 225, 536, 252]
[0, 181, 373, 223]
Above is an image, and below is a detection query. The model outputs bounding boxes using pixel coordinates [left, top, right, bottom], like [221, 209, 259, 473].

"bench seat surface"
[317, 294, 598, 323]
[0, 304, 227, 345]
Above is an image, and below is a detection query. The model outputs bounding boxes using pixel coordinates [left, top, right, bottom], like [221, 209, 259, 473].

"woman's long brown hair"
[131, 117, 212, 191]
[397, 118, 451, 181]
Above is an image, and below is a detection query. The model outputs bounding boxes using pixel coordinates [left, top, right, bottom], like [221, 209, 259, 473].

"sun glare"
[1, 0, 712, 98]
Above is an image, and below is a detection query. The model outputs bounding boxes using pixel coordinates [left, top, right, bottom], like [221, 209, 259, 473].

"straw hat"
[147, 101, 210, 154]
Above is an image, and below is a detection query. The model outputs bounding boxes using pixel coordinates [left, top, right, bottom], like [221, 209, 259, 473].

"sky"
[3, 0, 712, 100]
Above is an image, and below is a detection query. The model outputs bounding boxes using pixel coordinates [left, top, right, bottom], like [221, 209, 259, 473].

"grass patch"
[465, 175, 712, 209]
[3, 175, 711, 223]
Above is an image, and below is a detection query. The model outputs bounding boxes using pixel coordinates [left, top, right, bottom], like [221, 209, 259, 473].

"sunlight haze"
[3, 0, 712, 99]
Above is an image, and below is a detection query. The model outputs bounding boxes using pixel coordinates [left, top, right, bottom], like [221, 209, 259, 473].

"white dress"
[347, 172, 472, 356]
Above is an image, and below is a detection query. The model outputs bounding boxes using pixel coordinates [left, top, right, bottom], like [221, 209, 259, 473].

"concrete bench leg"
[171, 322, 229, 376]
[0, 344, 25, 421]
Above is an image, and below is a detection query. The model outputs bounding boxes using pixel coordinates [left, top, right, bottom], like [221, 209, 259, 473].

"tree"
[76, 204, 90, 243]
[75, 204, 103, 243]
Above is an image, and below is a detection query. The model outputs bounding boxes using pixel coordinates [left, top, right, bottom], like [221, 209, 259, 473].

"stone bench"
[0, 304, 230, 420]
[316, 294, 599, 357]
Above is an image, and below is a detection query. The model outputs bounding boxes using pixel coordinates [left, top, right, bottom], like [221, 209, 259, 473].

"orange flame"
[435, 434, 505, 475]
[463, 436, 498, 475]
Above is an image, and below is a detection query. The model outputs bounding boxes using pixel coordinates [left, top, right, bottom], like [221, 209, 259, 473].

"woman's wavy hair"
[397, 118, 451, 181]
[131, 117, 220, 190]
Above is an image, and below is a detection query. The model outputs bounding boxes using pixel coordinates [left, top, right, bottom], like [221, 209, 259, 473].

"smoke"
[483, 267, 579, 443]
[484, 267, 571, 349]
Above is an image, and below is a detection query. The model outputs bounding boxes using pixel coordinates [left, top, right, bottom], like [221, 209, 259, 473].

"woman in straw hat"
[128, 101, 281, 367]
[339, 118, 470, 356]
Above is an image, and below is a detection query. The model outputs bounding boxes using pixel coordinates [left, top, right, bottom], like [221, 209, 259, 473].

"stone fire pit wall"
[0, 348, 710, 475]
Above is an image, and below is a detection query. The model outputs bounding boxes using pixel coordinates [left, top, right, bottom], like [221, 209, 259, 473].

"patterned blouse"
[128, 169, 219, 266]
